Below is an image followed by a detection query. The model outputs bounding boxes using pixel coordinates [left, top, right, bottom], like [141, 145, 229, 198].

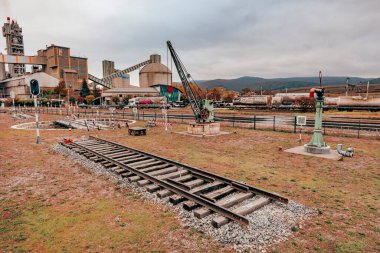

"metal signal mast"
[167, 41, 214, 123]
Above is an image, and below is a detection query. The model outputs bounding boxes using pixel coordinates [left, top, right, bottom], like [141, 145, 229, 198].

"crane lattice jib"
[88, 74, 112, 88]
[167, 41, 201, 118]
[88, 60, 150, 88]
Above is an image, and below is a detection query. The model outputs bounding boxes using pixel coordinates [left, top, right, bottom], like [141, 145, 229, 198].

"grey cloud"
[0, 0, 379, 85]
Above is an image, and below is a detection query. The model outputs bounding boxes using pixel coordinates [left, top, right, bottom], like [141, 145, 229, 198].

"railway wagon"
[336, 96, 380, 111]
[233, 96, 272, 105]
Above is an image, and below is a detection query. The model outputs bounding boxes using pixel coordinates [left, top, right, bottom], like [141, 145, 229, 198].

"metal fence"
[14, 106, 380, 139]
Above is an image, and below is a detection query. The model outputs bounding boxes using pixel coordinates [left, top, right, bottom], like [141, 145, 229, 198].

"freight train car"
[232, 96, 272, 109]
[231, 93, 380, 111]
[336, 96, 380, 111]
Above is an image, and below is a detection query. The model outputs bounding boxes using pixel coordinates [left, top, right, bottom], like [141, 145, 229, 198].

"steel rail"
[65, 140, 250, 226]
[88, 136, 289, 204]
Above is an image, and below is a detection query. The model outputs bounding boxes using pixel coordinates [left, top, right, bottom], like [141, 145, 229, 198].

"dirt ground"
[0, 112, 379, 253]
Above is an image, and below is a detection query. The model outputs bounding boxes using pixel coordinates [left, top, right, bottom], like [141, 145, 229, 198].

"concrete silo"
[139, 54, 172, 88]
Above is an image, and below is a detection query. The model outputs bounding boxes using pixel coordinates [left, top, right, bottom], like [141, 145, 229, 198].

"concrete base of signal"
[285, 146, 342, 160]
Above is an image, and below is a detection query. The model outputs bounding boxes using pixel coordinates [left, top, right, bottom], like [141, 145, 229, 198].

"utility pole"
[366, 81, 370, 99]
[346, 77, 350, 96]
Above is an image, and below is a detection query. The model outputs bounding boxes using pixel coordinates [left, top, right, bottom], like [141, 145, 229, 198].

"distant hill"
[196, 76, 379, 91]
[369, 78, 380, 84]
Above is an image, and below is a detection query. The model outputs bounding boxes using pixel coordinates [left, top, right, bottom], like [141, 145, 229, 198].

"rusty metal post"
[293, 116, 297, 133]
[273, 116, 276, 131]
[357, 120, 361, 138]
[253, 115, 256, 130]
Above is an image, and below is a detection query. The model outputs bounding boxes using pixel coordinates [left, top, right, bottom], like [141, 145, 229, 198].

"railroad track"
[60, 136, 288, 228]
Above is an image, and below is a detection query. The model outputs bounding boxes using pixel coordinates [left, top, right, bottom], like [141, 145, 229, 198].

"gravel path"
[52, 143, 315, 252]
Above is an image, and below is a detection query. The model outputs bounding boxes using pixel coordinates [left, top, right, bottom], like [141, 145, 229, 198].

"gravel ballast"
[52, 143, 315, 252]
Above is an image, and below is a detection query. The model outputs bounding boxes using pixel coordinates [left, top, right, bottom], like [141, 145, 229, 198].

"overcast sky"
[1, 0, 379, 85]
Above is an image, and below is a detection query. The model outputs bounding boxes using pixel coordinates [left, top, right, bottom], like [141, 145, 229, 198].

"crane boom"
[88, 60, 150, 88]
[167, 41, 214, 123]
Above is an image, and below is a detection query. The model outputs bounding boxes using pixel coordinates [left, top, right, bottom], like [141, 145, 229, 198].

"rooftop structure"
[2, 17, 25, 77]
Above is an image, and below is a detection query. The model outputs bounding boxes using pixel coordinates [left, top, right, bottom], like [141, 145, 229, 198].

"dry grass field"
[0, 113, 379, 252]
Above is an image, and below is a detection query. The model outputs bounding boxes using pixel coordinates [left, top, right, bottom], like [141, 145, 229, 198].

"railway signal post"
[30, 79, 41, 144]
[304, 88, 330, 153]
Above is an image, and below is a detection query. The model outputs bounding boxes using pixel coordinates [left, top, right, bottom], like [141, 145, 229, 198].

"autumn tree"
[55, 81, 67, 97]
[295, 97, 315, 112]
[241, 87, 252, 95]
[207, 87, 225, 101]
[172, 82, 205, 100]
[223, 91, 237, 103]
[86, 95, 95, 104]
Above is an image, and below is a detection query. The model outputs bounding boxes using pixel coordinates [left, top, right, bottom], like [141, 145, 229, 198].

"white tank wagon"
[233, 95, 272, 105]
[336, 96, 380, 111]
[324, 97, 339, 106]
[275, 93, 309, 105]
[271, 96, 283, 107]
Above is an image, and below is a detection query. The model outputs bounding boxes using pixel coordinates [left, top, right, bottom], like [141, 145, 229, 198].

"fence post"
[357, 120, 361, 138]
[143, 111, 145, 121]
[293, 116, 297, 133]
[138, 111, 139, 121]
[155, 112, 157, 121]
[122, 109, 125, 119]
[181, 113, 184, 124]
[233, 115, 235, 128]
[253, 115, 256, 130]
[273, 116, 276, 131]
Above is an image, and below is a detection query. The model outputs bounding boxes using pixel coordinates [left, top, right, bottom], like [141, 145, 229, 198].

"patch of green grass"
[335, 241, 364, 253]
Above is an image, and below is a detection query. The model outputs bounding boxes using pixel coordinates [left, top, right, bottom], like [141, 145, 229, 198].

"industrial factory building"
[0, 17, 88, 100]
[0, 17, 180, 104]
[100, 54, 178, 105]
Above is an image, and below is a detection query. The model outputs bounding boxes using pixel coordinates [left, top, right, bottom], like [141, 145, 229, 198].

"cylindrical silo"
[139, 54, 172, 88]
